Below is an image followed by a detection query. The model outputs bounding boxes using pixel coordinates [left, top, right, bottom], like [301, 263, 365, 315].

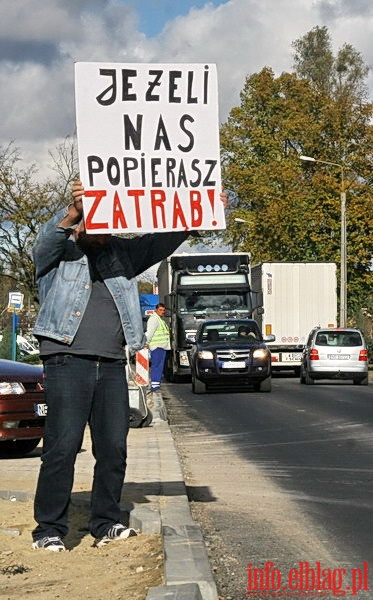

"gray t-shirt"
[39, 253, 125, 359]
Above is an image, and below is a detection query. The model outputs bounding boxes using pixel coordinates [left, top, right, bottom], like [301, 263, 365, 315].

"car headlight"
[197, 350, 214, 359]
[3, 421, 20, 429]
[0, 382, 26, 395]
[253, 349, 268, 359]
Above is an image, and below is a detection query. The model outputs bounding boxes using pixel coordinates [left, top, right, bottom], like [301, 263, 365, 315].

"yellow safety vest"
[148, 314, 170, 349]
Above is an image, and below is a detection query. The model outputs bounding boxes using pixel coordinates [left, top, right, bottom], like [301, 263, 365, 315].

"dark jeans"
[33, 354, 129, 540]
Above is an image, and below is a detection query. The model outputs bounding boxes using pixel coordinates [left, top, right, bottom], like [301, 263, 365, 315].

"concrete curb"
[145, 392, 218, 600]
[147, 583, 203, 600]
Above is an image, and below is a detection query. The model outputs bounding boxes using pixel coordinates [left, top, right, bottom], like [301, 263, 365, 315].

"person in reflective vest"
[145, 303, 170, 392]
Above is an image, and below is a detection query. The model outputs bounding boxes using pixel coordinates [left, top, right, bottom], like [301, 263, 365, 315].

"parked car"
[300, 327, 369, 385]
[0, 358, 45, 456]
[188, 319, 275, 393]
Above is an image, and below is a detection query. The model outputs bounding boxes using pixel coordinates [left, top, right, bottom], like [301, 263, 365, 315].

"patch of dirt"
[0, 498, 163, 599]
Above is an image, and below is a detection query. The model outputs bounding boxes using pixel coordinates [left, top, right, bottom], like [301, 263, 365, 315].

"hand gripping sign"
[74, 62, 225, 234]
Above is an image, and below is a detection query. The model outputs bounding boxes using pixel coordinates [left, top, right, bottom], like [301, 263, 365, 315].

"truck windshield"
[179, 292, 250, 314]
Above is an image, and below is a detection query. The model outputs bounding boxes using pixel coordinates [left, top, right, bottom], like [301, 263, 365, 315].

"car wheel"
[129, 407, 145, 428]
[294, 367, 301, 377]
[256, 375, 272, 392]
[304, 368, 314, 385]
[192, 375, 206, 394]
[0, 438, 41, 457]
[353, 376, 368, 386]
[300, 365, 306, 384]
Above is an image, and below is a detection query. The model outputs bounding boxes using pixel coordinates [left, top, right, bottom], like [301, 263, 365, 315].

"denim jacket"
[33, 207, 189, 352]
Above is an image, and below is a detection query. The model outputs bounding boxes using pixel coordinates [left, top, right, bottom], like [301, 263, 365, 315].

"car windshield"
[200, 323, 260, 344]
[315, 331, 362, 347]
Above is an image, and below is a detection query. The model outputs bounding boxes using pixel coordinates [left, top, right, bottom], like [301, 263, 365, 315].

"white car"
[300, 327, 369, 385]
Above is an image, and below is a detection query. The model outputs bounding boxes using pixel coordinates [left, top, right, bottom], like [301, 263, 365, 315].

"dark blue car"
[189, 319, 275, 394]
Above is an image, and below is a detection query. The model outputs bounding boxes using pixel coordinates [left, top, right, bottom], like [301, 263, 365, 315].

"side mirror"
[263, 334, 275, 343]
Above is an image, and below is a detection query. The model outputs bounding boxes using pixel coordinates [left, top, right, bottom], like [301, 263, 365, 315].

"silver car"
[300, 327, 369, 385]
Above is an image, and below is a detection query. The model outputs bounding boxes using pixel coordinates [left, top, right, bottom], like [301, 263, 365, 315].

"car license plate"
[281, 353, 302, 361]
[328, 354, 350, 360]
[222, 361, 246, 369]
[34, 403, 47, 416]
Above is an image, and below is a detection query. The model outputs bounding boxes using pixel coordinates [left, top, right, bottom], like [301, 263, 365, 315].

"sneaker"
[32, 536, 66, 552]
[94, 523, 137, 548]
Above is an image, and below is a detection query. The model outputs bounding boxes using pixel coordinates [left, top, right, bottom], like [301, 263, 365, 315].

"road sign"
[7, 291, 24, 313]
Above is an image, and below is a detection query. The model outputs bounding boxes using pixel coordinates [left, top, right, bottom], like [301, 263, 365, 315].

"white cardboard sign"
[74, 62, 224, 234]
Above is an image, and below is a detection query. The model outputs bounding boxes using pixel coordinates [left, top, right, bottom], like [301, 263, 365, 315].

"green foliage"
[0, 324, 18, 360]
[211, 27, 373, 321]
[292, 26, 334, 92]
[0, 137, 78, 304]
[21, 352, 42, 365]
[292, 26, 369, 99]
[351, 298, 373, 362]
[137, 280, 154, 294]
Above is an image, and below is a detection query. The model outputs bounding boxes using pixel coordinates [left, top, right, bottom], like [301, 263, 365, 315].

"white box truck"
[251, 262, 337, 374]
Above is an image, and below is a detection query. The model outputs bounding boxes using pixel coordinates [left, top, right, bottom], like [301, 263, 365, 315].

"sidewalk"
[0, 391, 218, 600]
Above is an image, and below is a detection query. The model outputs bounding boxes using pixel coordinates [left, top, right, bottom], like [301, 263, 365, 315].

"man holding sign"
[33, 62, 225, 552]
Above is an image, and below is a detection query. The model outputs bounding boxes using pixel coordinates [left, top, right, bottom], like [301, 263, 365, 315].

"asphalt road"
[163, 375, 373, 600]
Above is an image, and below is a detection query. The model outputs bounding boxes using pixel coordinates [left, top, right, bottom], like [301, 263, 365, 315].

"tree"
[216, 27, 372, 319]
[137, 280, 154, 294]
[0, 144, 47, 302]
[45, 135, 79, 207]
[292, 25, 369, 100]
[0, 138, 78, 304]
[292, 25, 334, 92]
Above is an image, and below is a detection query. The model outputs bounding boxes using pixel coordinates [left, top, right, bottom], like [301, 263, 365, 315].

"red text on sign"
[83, 188, 217, 231]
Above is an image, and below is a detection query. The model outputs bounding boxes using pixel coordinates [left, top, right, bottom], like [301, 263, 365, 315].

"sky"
[0, 0, 372, 179]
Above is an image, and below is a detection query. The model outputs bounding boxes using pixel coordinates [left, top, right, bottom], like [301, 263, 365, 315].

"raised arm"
[33, 182, 84, 278]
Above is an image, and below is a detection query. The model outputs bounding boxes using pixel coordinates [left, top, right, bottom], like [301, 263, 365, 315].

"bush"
[0, 325, 19, 360]
[21, 353, 42, 365]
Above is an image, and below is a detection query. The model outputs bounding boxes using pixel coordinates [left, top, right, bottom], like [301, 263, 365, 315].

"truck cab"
[157, 253, 252, 380]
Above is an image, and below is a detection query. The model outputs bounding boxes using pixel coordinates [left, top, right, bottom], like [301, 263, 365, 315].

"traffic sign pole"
[11, 312, 18, 361]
